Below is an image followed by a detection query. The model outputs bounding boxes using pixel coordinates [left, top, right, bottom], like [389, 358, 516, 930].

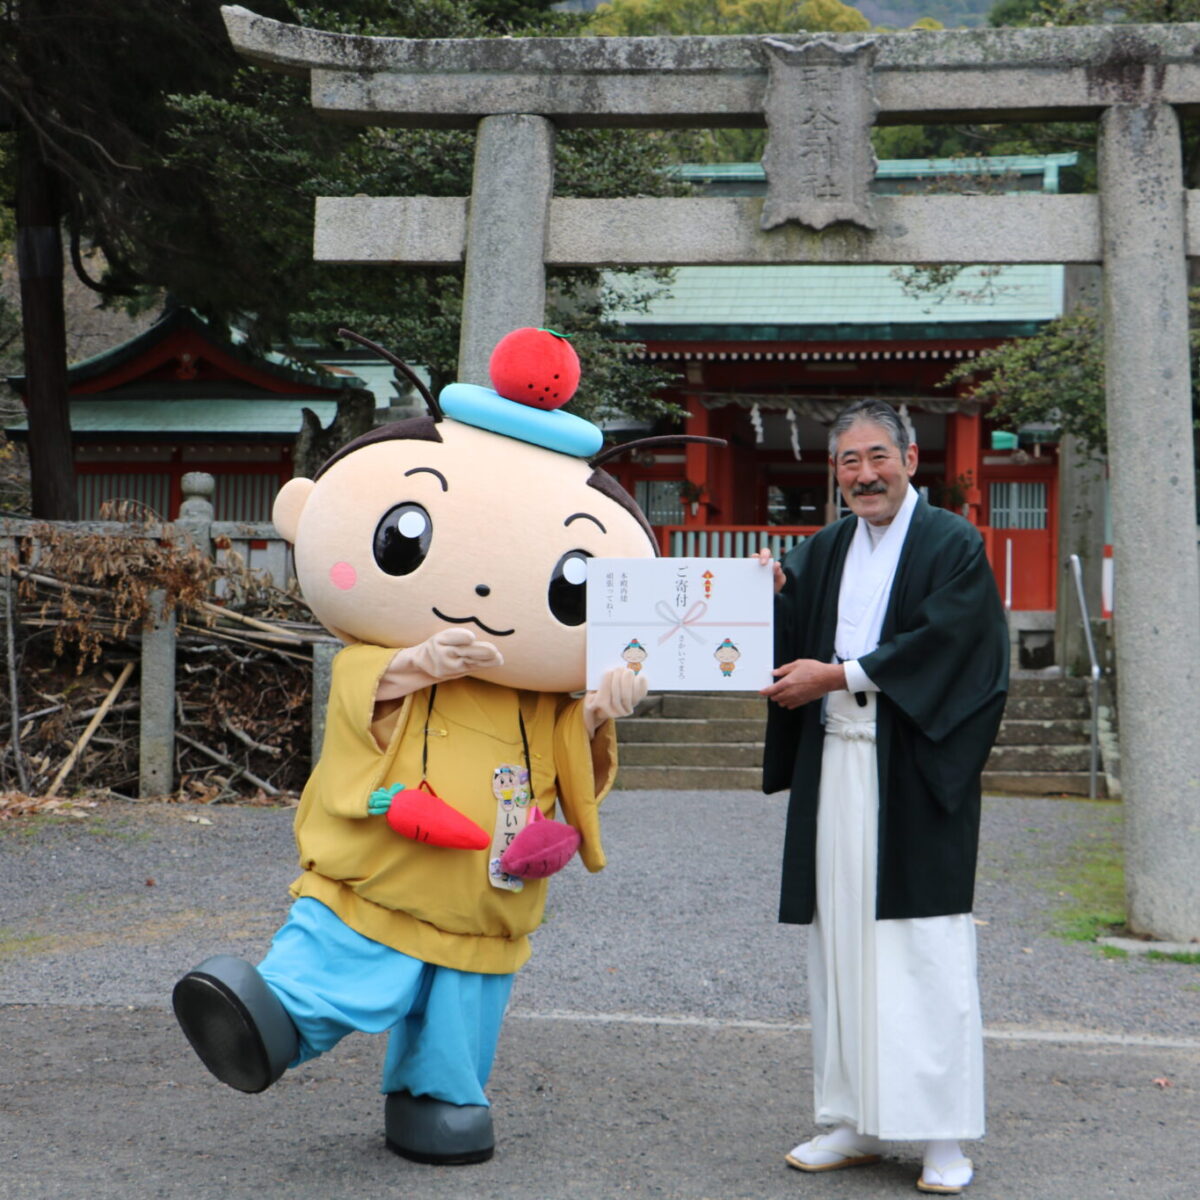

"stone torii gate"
[222, 7, 1200, 942]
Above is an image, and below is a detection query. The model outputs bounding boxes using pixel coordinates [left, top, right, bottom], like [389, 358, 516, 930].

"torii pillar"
[1099, 104, 1200, 939]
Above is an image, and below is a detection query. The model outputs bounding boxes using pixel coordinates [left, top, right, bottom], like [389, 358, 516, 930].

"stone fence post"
[139, 588, 177, 797]
[132, 472, 333, 796]
[137, 473, 216, 797]
[175, 470, 215, 558]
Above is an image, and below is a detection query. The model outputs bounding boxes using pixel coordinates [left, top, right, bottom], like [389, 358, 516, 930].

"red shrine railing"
[656, 524, 821, 559]
[659, 524, 1009, 606]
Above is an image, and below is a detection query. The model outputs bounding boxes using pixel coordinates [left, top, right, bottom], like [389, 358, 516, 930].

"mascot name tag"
[488, 764, 533, 891]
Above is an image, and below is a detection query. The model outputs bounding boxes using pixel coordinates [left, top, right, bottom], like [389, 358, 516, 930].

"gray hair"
[827, 399, 912, 459]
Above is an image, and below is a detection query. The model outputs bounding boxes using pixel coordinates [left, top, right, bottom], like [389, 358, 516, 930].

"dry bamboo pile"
[2, 522, 326, 811]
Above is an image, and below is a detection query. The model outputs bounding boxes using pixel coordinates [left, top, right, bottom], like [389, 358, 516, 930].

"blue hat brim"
[440, 383, 603, 458]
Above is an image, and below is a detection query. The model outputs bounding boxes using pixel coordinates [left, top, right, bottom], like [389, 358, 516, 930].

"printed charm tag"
[487, 763, 533, 891]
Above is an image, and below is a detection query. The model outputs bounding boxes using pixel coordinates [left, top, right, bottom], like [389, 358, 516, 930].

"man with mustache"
[759, 399, 1009, 1194]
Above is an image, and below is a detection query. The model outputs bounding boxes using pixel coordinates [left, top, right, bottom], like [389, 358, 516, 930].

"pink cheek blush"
[329, 561, 357, 591]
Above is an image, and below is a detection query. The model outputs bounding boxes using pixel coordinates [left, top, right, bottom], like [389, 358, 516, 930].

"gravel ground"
[0, 790, 1194, 1036]
[0, 790, 1197, 1200]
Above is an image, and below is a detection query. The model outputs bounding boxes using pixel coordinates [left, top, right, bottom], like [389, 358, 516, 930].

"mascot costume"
[172, 328, 720, 1165]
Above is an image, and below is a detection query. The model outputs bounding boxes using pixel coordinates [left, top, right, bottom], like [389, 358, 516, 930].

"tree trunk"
[15, 120, 77, 519]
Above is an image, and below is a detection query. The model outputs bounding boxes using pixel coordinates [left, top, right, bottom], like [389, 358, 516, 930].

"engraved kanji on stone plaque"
[760, 37, 879, 232]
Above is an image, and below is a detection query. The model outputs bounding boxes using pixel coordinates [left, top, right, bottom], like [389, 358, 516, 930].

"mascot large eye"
[373, 503, 432, 576]
[548, 549, 591, 627]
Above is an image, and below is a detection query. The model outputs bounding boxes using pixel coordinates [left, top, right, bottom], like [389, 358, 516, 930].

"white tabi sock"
[820, 1125, 883, 1156]
[922, 1139, 974, 1188]
[789, 1123, 883, 1166]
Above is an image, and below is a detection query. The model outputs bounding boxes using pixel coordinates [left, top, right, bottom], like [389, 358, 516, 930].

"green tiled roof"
[608, 264, 1064, 335]
[5, 399, 338, 437]
[8, 307, 360, 396]
[677, 154, 1079, 192]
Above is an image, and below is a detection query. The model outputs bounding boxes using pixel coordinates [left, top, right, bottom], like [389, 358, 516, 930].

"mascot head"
[273, 329, 673, 693]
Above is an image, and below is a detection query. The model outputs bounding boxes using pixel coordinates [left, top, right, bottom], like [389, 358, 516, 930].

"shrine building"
[597, 155, 1080, 625]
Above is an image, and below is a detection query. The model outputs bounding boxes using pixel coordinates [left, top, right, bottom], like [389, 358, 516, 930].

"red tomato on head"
[489, 328, 581, 410]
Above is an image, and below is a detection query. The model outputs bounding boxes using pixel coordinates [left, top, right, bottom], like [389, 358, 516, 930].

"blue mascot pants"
[257, 898, 514, 1106]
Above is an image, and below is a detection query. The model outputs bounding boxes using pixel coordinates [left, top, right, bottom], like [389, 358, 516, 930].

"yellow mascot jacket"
[290, 644, 617, 975]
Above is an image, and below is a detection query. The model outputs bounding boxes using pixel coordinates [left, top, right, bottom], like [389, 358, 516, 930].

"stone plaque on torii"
[759, 37, 879, 232]
[222, 6, 1200, 942]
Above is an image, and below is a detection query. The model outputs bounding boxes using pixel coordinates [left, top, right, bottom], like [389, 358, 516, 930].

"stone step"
[618, 717, 766, 744]
[1007, 676, 1090, 697]
[648, 690, 1092, 721]
[616, 765, 1108, 795]
[983, 769, 1107, 798]
[618, 741, 764, 767]
[994, 719, 1091, 746]
[615, 690, 1108, 793]
[1003, 695, 1091, 720]
[986, 743, 1094, 772]
[658, 694, 768, 720]
[614, 765, 765, 790]
[666, 689, 769, 697]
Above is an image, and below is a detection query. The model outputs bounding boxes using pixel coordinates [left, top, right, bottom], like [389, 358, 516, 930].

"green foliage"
[587, 0, 871, 161]
[871, 125, 977, 160]
[966, 0, 1200, 184]
[461, 0, 581, 31]
[1046, 805, 1126, 943]
[552, 272, 687, 426]
[942, 306, 1107, 453]
[986, 0, 1044, 23]
[1143, 949, 1200, 965]
[1034, 0, 1200, 22]
[791, 0, 873, 30]
[159, 55, 682, 409]
[154, 2, 688, 416]
[0, 276, 18, 369]
[0, 133, 13, 247]
[588, 0, 869, 37]
[582, 0, 964, 34]
[942, 291, 1200, 457]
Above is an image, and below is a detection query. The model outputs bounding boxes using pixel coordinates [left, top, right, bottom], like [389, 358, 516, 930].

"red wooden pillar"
[683, 396, 710, 528]
[946, 407, 982, 525]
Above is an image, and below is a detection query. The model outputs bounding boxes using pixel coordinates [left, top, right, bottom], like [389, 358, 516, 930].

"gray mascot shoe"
[172, 954, 298, 1094]
[384, 1091, 495, 1165]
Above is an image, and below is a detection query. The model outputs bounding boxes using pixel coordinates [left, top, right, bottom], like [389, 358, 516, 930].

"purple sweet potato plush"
[499, 807, 581, 879]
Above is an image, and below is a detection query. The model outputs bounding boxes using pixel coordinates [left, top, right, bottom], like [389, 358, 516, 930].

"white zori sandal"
[917, 1157, 974, 1194]
[785, 1126, 883, 1172]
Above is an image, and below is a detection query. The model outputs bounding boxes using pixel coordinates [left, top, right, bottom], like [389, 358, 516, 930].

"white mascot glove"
[583, 665, 649, 737]
[376, 629, 504, 700]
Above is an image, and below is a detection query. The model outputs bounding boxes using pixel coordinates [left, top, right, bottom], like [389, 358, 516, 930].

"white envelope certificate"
[586, 557, 775, 691]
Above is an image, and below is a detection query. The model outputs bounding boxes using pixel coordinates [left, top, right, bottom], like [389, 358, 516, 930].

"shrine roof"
[5, 399, 339, 441]
[7, 306, 361, 398]
[608, 263, 1064, 342]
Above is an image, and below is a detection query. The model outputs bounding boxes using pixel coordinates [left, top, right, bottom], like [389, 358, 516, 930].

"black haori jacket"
[762, 498, 1009, 924]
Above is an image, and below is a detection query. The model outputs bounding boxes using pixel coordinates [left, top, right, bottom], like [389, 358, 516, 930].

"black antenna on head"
[337, 328, 443, 422]
[590, 434, 727, 471]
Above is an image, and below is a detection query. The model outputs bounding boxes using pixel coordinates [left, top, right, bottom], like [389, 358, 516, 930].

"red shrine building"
[5, 306, 369, 523]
